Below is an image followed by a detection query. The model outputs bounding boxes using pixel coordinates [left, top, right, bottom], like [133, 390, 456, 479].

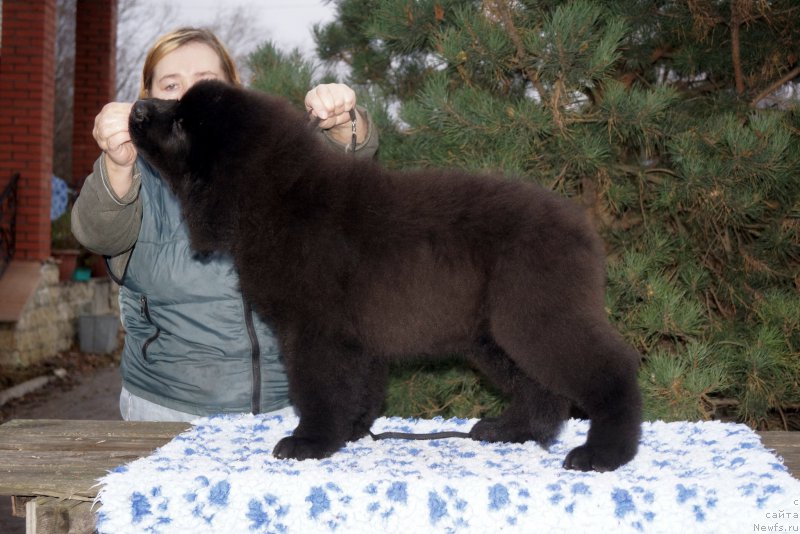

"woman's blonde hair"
[139, 27, 241, 98]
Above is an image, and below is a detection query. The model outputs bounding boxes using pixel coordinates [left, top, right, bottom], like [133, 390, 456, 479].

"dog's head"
[129, 80, 262, 192]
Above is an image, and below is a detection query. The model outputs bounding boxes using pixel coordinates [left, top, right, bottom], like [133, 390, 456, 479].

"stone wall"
[0, 262, 119, 367]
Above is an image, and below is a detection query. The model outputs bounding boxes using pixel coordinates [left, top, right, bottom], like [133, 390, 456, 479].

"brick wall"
[72, 0, 117, 186]
[0, 0, 58, 261]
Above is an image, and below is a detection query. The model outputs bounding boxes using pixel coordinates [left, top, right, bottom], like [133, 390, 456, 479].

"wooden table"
[0, 420, 797, 534]
[0, 419, 190, 534]
[762, 431, 800, 477]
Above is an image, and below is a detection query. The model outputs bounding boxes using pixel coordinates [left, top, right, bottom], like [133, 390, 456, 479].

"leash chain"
[307, 108, 358, 154]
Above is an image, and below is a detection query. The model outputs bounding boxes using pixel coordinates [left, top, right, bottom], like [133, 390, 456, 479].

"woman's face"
[150, 41, 227, 100]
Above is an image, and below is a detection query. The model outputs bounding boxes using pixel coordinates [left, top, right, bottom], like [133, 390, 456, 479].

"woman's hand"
[305, 83, 366, 145]
[93, 102, 137, 197]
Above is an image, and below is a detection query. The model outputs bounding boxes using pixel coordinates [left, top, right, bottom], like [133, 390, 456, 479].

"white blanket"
[95, 408, 800, 533]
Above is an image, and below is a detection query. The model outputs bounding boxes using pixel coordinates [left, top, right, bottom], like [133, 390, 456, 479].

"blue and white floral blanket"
[95, 408, 800, 533]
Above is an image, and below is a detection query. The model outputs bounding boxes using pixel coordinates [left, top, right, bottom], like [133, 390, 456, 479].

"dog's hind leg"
[558, 331, 642, 472]
[487, 230, 642, 471]
[467, 336, 570, 448]
[273, 332, 387, 460]
[491, 319, 642, 472]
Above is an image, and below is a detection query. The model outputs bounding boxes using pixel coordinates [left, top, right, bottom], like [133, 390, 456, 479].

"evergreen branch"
[730, 10, 745, 95]
[708, 289, 727, 318]
[551, 77, 565, 131]
[638, 177, 648, 230]
[750, 65, 800, 108]
[452, 14, 481, 88]
[707, 398, 739, 409]
[549, 163, 569, 191]
[561, 113, 604, 125]
[714, 340, 749, 350]
[483, 0, 547, 102]
[730, 0, 775, 96]
[643, 168, 680, 178]
[777, 406, 788, 431]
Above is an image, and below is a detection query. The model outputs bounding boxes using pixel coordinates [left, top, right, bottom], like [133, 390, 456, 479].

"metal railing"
[0, 173, 20, 279]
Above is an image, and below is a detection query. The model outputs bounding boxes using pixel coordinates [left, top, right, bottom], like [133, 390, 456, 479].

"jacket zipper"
[244, 299, 262, 414]
[140, 295, 160, 362]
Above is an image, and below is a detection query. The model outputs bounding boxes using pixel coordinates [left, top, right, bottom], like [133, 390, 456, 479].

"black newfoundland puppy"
[129, 80, 642, 472]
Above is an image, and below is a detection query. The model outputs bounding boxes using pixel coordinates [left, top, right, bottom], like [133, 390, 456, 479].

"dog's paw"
[469, 418, 532, 444]
[272, 436, 337, 460]
[563, 444, 630, 472]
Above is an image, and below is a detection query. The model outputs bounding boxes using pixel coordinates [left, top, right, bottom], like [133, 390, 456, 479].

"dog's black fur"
[129, 80, 642, 472]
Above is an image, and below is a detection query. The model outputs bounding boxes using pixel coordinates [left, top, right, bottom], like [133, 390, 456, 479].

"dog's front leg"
[272, 333, 387, 461]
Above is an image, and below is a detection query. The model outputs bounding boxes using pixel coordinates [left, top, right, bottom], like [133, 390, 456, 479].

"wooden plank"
[0, 420, 189, 501]
[0, 420, 189, 453]
[0, 450, 147, 468]
[11, 495, 30, 517]
[0, 419, 189, 443]
[26, 497, 96, 534]
[0, 435, 186, 452]
[759, 431, 800, 478]
[0, 451, 150, 499]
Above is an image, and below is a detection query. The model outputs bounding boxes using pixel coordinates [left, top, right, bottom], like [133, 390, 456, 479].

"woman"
[71, 27, 379, 421]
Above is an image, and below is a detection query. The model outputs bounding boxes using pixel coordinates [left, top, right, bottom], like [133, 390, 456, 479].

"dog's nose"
[130, 101, 148, 124]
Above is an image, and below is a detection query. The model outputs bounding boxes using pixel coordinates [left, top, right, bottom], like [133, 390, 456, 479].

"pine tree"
[252, 0, 800, 429]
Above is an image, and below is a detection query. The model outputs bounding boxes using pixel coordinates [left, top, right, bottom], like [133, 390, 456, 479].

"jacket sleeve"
[71, 155, 143, 279]
[317, 105, 380, 159]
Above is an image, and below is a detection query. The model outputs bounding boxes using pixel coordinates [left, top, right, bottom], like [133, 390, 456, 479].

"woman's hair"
[139, 27, 241, 98]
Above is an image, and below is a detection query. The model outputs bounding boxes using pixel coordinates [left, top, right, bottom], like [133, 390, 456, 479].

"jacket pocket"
[139, 294, 161, 362]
